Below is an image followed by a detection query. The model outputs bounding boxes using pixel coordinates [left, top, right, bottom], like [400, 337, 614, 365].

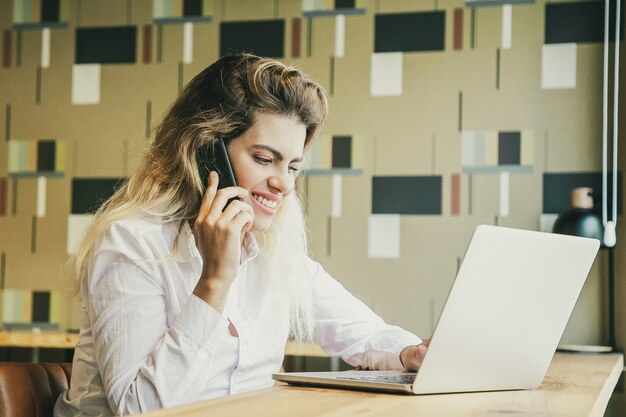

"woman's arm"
[307, 258, 424, 370]
[87, 221, 230, 415]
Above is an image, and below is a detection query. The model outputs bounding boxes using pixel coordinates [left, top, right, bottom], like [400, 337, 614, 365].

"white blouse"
[54, 216, 421, 416]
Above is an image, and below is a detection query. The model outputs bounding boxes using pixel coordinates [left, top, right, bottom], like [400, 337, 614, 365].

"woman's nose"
[268, 169, 293, 195]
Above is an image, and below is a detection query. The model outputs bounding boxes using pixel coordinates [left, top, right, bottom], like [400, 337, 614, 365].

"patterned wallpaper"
[0, 0, 623, 350]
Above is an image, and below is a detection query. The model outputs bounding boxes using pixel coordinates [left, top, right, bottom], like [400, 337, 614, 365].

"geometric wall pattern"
[0, 0, 621, 350]
[462, 130, 533, 173]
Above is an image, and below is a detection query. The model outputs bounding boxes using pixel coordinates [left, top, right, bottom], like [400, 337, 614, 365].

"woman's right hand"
[192, 171, 254, 312]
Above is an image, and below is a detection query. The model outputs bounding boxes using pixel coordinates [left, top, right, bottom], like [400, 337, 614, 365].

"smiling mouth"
[252, 193, 278, 209]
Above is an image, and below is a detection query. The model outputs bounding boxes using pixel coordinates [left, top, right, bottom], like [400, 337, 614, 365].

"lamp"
[553, 188, 603, 241]
[553, 188, 615, 353]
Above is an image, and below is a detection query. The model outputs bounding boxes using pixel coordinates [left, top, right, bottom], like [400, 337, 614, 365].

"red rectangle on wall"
[143, 25, 152, 64]
[453, 8, 463, 51]
[0, 178, 7, 216]
[451, 173, 461, 215]
[2, 30, 11, 68]
[291, 18, 301, 58]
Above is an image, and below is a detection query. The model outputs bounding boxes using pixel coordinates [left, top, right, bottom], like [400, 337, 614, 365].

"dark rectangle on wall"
[32, 291, 51, 322]
[453, 8, 463, 50]
[4, 104, 10, 140]
[184, 0, 203, 16]
[2, 30, 11, 68]
[545, 1, 623, 44]
[37, 140, 56, 171]
[375, 12, 445, 53]
[543, 172, 622, 213]
[498, 131, 520, 165]
[71, 178, 124, 214]
[0, 253, 5, 289]
[335, 0, 356, 8]
[36, 66, 42, 104]
[41, 0, 60, 22]
[31, 216, 37, 253]
[220, 20, 284, 58]
[76, 26, 137, 64]
[372, 176, 442, 215]
[0, 178, 7, 216]
[332, 136, 352, 168]
[143, 25, 152, 64]
[291, 18, 301, 58]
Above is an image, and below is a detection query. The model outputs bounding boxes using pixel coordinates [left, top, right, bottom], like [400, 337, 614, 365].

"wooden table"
[0, 331, 79, 362]
[139, 353, 624, 417]
[0, 331, 79, 349]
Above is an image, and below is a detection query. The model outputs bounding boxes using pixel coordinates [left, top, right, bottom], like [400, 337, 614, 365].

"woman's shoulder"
[108, 215, 167, 233]
[99, 215, 186, 254]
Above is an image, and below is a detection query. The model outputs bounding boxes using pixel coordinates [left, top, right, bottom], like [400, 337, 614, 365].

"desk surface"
[139, 353, 624, 417]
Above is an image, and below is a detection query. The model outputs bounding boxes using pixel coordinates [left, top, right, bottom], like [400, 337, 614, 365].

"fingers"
[401, 342, 429, 372]
[197, 171, 219, 222]
[217, 199, 254, 231]
[195, 173, 254, 237]
[208, 187, 249, 220]
[232, 210, 255, 234]
[196, 171, 249, 223]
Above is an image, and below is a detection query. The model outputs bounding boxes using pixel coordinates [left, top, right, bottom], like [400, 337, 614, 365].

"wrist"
[193, 277, 231, 312]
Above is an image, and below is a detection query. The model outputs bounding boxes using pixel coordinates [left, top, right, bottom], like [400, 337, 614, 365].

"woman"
[55, 54, 428, 417]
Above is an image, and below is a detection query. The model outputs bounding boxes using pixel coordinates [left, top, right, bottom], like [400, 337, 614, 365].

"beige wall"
[0, 0, 624, 409]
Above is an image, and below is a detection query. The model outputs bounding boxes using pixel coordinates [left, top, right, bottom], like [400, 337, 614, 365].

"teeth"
[254, 194, 277, 209]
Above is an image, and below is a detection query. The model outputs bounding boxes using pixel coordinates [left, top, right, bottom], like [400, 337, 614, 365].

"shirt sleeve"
[308, 258, 422, 370]
[86, 221, 230, 415]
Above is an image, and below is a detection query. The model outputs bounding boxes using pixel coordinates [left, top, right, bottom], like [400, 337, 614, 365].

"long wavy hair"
[71, 54, 328, 341]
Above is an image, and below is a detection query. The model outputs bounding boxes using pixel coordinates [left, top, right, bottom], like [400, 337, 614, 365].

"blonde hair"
[71, 54, 328, 341]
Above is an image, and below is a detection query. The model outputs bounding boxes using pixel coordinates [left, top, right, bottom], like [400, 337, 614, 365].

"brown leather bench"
[0, 363, 72, 417]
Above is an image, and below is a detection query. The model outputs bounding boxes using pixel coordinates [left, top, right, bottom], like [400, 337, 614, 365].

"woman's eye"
[254, 156, 272, 165]
[289, 166, 299, 174]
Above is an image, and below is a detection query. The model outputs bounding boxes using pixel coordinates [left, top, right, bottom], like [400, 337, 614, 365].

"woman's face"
[226, 113, 306, 232]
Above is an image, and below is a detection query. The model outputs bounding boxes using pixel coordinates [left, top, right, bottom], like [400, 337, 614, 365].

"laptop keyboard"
[336, 373, 416, 385]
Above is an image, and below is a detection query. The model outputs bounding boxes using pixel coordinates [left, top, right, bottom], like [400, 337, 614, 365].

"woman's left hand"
[400, 339, 430, 372]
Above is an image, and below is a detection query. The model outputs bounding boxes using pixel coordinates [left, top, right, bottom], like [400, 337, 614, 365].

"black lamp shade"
[553, 209, 604, 243]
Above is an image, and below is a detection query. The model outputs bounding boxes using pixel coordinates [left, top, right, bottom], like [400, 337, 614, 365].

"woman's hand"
[192, 171, 254, 312]
[400, 339, 430, 372]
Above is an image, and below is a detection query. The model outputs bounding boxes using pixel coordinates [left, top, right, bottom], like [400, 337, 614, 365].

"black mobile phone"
[197, 138, 238, 208]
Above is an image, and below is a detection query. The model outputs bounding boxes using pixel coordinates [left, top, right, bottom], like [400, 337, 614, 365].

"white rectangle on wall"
[2, 290, 25, 323]
[72, 64, 101, 105]
[67, 214, 94, 254]
[331, 174, 342, 218]
[335, 15, 345, 58]
[183, 22, 193, 64]
[41, 28, 51, 68]
[368, 214, 400, 258]
[36, 176, 47, 218]
[501, 5, 512, 49]
[541, 43, 577, 89]
[540, 213, 559, 233]
[370, 52, 403, 97]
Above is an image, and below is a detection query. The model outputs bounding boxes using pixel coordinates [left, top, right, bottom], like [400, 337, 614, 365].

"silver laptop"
[273, 225, 600, 394]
